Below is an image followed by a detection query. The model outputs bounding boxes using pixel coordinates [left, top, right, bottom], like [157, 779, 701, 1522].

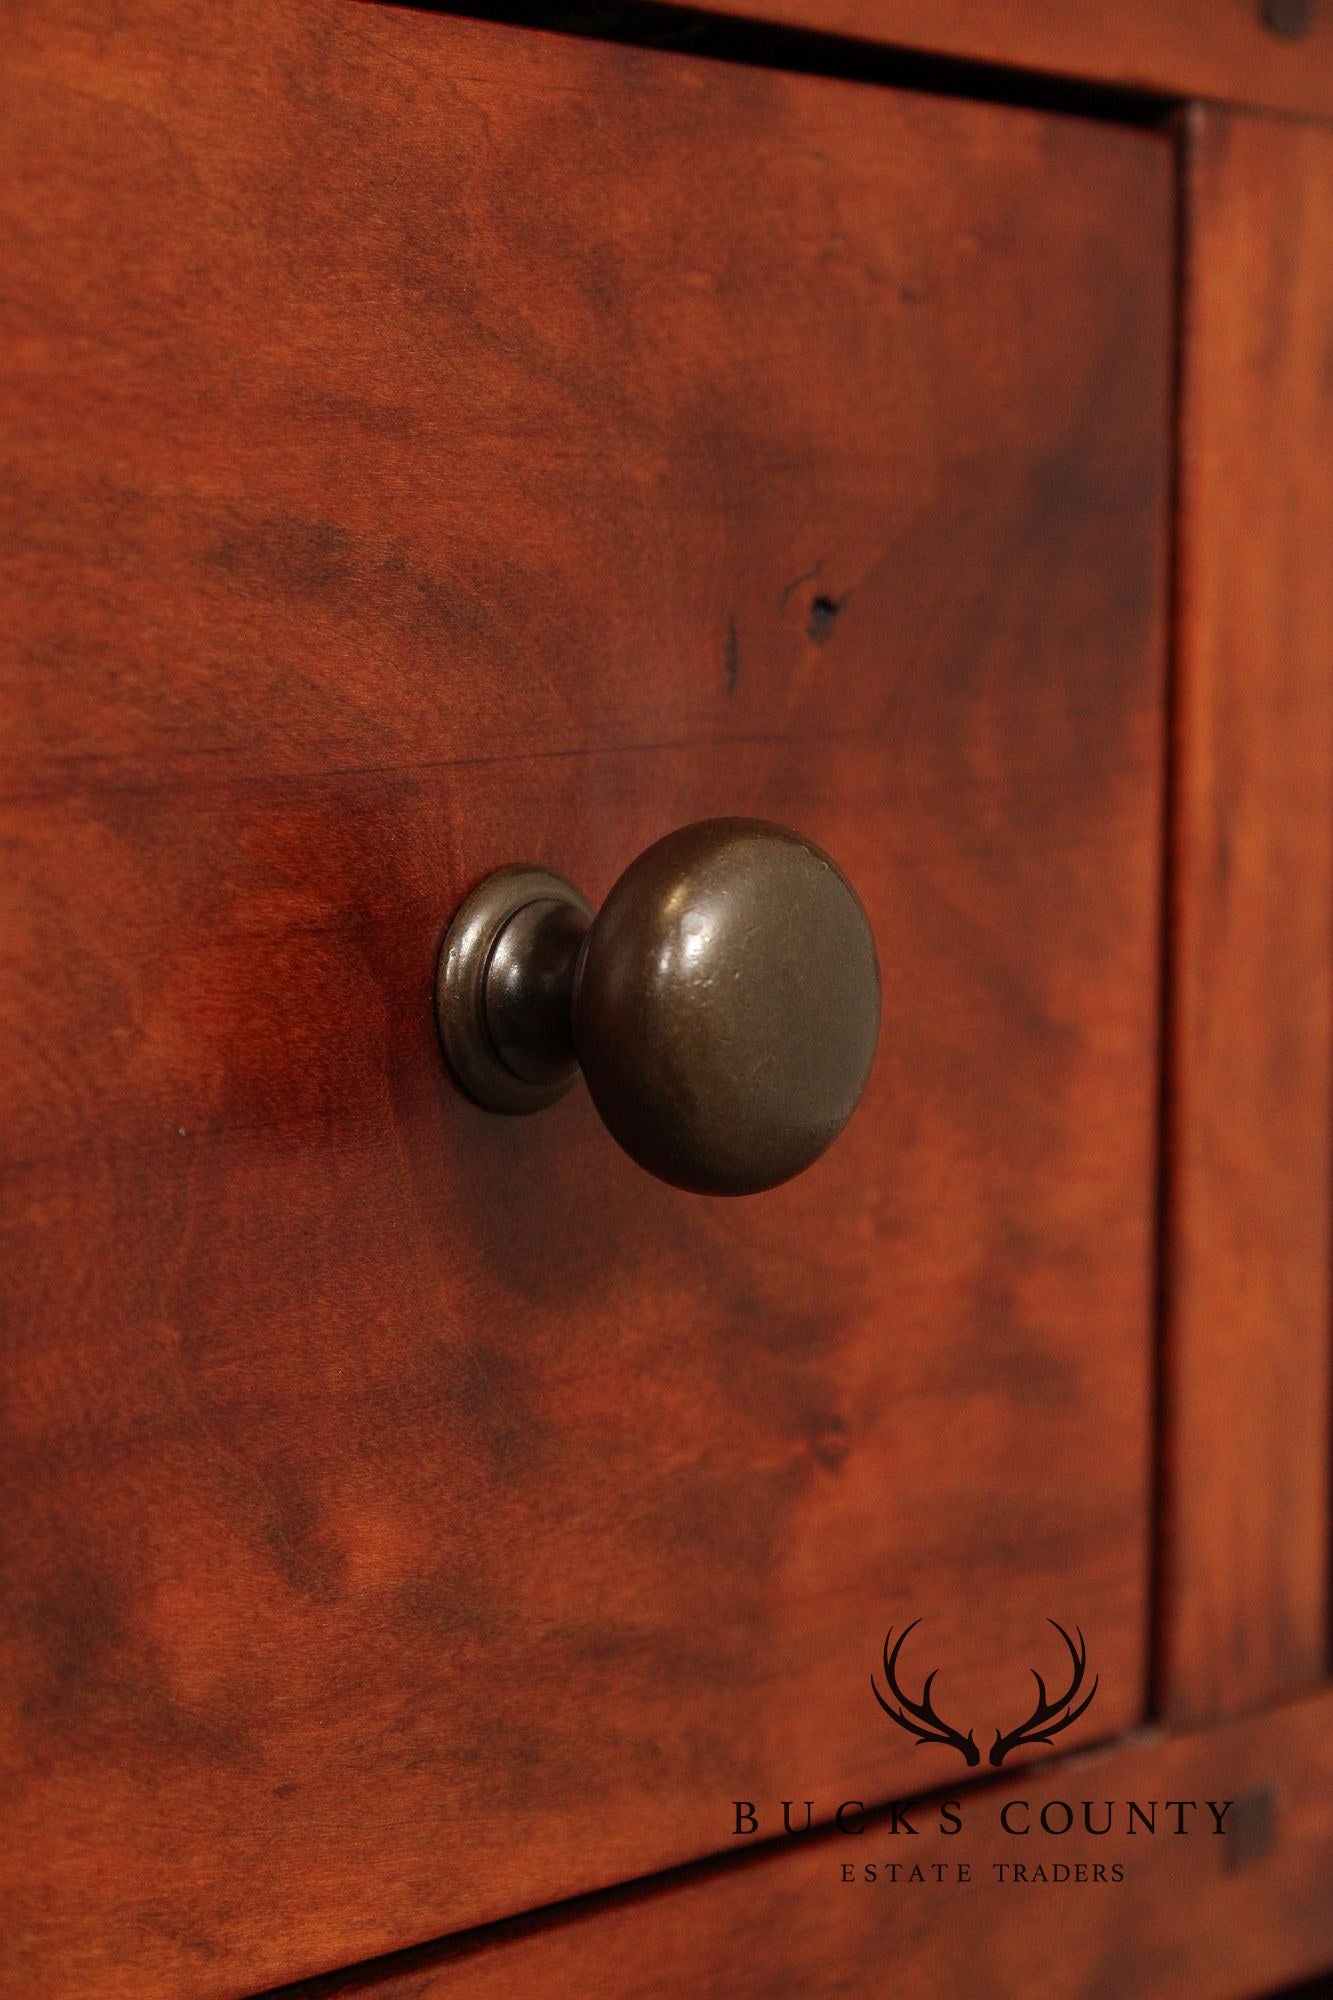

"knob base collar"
[435, 866, 592, 1115]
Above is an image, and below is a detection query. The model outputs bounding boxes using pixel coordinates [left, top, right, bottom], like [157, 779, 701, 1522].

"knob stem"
[485, 895, 589, 1088]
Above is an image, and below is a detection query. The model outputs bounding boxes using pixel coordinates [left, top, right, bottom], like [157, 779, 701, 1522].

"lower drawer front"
[0, 1, 1171, 1994]
[274, 1695, 1333, 2000]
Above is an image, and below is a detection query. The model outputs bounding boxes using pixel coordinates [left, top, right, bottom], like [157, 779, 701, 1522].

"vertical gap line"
[1144, 101, 1200, 1726]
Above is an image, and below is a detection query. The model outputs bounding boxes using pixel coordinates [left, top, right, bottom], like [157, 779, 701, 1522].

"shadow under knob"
[436, 817, 880, 1195]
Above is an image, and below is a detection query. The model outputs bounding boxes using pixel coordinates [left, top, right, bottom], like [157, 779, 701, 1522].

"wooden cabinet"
[0, 4, 1328, 1999]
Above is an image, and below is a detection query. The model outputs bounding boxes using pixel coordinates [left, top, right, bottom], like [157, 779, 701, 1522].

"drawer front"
[0, 2, 1171, 1994]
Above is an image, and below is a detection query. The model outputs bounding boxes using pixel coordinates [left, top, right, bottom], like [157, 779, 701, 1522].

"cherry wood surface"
[648, 0, 1333, 122]
[1158, 108, 1333, 1726]
[0, 3, 1173, 1995]
[272, 1686, 1333, 2000]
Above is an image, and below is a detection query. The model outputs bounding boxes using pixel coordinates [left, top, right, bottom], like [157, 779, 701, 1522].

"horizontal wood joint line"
[377, 0, 1177, 127]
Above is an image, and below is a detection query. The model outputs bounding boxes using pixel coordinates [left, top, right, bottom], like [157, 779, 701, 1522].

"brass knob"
[435, 818, 880, 1195]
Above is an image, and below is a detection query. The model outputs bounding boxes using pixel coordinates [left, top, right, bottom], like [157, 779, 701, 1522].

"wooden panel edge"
[632, 0, 1333, 124]
[1158, 105, 1333, 1723]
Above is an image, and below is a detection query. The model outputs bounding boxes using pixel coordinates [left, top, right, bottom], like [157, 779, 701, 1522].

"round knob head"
[574, 819, 880, 1195]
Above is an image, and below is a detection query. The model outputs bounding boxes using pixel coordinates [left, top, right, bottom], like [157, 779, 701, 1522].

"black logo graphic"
[989, 1620, 1098, 1767]
[871, 1620, 980, 1766]
[872, 1618, 1098, 1768]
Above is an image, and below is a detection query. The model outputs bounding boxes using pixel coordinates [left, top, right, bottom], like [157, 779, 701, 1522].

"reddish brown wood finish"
[1159, 108, 1333, 1726]
[0, 3, 1172, 1995]
[653, 0, 1333, 123]
[272, 1687, 1333, 2000]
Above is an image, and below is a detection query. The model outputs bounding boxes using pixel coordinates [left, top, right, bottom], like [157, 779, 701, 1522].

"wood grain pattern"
[271, 1686, 1333, 2000]
[647, 0, 1333, 123]
[0, 3, 1171, 1995]
[1158, 108, 1333, 1725]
